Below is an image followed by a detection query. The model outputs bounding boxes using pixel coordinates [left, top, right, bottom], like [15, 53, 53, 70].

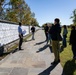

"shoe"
[36, 51, 39, 53]
[51, 60, 60, 65]
[19, 49, 24, 50]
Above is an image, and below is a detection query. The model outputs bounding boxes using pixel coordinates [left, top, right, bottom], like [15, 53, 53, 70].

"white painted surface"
[0, 22, 39, 46]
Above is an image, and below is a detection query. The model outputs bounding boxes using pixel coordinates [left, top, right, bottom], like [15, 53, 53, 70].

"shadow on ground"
[36, 45, 49, 53]
[11, 48, 19, 53]
[38, 63, 59, 75]
[25, 39, 32, 42]
[36, 44, 52, 53]
[0, 48, 18, 57]
[62, 59, 76, 75]
[35, 40, 46, 46]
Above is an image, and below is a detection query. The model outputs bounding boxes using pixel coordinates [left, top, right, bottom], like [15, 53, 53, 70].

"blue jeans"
[47, 33, 51, 44]
[62, 36, 67, 47]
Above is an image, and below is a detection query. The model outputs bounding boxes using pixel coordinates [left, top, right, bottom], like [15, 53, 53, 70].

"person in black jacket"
[31, 26, 35, 40]
[49, 18, 61, 65]
[44, 23, 49, 42]
[70, 26, 76, 60]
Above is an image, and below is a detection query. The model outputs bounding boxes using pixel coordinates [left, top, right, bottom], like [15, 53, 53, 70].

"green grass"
[60, 28, 76, 75]
[23, 34, 32, 41]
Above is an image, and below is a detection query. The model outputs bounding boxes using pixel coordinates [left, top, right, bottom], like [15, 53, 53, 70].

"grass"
[60, 28, 76, 75]
[23, 34, 32, 41]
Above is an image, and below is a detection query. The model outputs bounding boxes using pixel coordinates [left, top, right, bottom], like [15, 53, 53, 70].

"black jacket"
[44, 26, 49, 33]
[49, 24, 61, 41]
[31, 27, 35, 32]
[70, 29, 76, 45]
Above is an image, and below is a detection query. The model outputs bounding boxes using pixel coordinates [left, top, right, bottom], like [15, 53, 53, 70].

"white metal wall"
[0, 22, 39, 46]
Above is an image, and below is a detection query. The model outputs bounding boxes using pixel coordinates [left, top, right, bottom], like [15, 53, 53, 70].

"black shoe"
[19, 49, 24, 50]
[36, 51, 39, 53]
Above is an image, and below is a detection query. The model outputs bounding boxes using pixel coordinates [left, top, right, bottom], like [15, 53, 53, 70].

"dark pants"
[19, 35, 23, 49]
[32, 32, 35, 40]
[45, 32, 48, 41]
[62, 36, 67, 47]
[72, 44, 76, 58]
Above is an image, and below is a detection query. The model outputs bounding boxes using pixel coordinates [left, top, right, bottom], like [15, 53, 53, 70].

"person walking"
[49, 18, 61, 65]
[44, 23, 49, 42]
[18, 22, 23, 50]
[69, 26, 76, 60]
[62, 25, 68, 48]
[31, 26, 35, 40]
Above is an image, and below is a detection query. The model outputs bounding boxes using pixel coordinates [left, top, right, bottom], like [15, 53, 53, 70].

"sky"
[25, 0, 76, 26]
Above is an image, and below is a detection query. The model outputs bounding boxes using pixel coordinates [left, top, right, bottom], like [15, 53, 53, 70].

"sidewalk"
[0, 30, 63, 75]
